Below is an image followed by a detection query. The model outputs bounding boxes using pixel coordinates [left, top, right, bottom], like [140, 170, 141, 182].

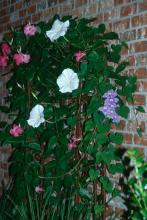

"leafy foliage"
[122, 149, 147, 220]
[0, 15, 138, 219]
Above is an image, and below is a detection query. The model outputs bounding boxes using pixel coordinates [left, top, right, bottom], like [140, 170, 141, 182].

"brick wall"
[0, 0, 147, 195]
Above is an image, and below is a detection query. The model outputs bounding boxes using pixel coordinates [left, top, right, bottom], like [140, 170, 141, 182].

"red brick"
[113, 19, 130, 32]
[127, 120, 145, 132]
[121, 5, 132, 16]
[137, 80, 147, 92]
[131, 15, 147, 27]
[142, 81, 147, 91]
[1, 162, 9, 170]
[93, 14, 103, 25]
[138, 2, 147, 12]
[121, 47, 128, 55]
[131, 41, 147, 53]
[137, 27, 147, 40]
[28, 5, 36, 14]
[136, 53, 147, 66]
[0, 8, 7, 17]
[133, 94, 145, 105]
[114, 0, 123, 5]
[0, 15, 10, 24]
[19, 9, 27, 17]
[32, 13, 41, 23]
[127, 55, 136, 66]
[75, 0, 87, 7]
[15, 2, 23, 10]
[120, 29, 136, 41]
[134, 135, 147, 146]
[123, 133, 132, 144]
[111, 120, 126, 130]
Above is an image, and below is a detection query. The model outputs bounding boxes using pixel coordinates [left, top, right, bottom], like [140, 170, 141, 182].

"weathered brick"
[19, 9, 26, 17]
[131, 41, 147, 53]
[120, 29, 136, 41]
[104, 8, 120, 21]
[113, 18, 130, 32]
[15, 2, 23, 10]
[123, 133, 132, 144]
[134, 68, 147, 79]
[32, 12, 41, 23]
[114, 0, 123, 5]
[0, 8, 7, 17]
[127, 120, 145, 132]
[137, 27, 147, 40]
[134, 134, 147, 146]
[138, 2, 147, 12]
[127, 55, 136, 66]
[37, 2, 47, 11]
[111, 120, 126, 130]
[131, 14, 147, 27]
[121, 5, 133, 16]
[133, 94, 145, 105]
[74, 0, 87, 8]
[28, 5, 36, 14]
[135, 53, 147, 66]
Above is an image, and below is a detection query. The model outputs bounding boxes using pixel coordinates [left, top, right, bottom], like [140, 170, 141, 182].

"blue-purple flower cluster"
[99, 89, 120, 123]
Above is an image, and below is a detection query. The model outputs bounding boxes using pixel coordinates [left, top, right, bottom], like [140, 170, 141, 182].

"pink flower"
[74, 51, 86, 62]
[10, 124, 23, 137]
[35, 186, 43, 193]
[13, 52, 30, 65]
[68, 136, 77, 151]
[1, 43, 11, 55]
[24, 24, 37, 36]
[0, 55, 8, 68]
[22, 54, 31, 63]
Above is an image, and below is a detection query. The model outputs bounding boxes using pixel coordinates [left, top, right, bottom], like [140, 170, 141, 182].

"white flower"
[46, 19, 70, 42]
[57, 68, 79, 93]
[27, 104, 45, 128]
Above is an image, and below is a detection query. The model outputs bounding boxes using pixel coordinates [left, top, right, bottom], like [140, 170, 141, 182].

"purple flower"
[99, 89, 120, 123]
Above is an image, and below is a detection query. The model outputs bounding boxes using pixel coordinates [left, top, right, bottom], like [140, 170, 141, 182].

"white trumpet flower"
[57, 68, 79, 93]
[46, 19, 70, 42]
[27, 104, 45, 128]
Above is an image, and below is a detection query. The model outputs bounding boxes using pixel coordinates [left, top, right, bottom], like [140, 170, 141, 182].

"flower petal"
[57, 68, 79, 93]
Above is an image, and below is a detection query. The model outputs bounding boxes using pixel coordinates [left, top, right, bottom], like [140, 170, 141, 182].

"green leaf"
[97, 23, 105, 34]
[137, 127, 142, 137]
[88, 51, 98, 62]
[67, 116, 78, 127]
[136, 106, 145, 113]
[111, 44, 122, 53]
[96, 133, 109, 145]
[110, 133, 123, 145]
[79, 62, 87, 78]
[96, 152, 103, 164]
[93, 112, 104, 127]
[87, 96, 100, 114]
[94, 204, 104, 215]
[103, 32, 119, 40]
[85, 119, 94, 132]
[28, 143, 41, 151]
[115, 61, 129, 74]
[79, 188, 93, 200]
[100, 176, 113, 193]
[112, 189, 120, 197]
[108, 163, 124, 174]
[0, 105, 9, 113]
[116, 105, 130, 119]
[48, 136, 57, 149]
[89, 169, 99, 181]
